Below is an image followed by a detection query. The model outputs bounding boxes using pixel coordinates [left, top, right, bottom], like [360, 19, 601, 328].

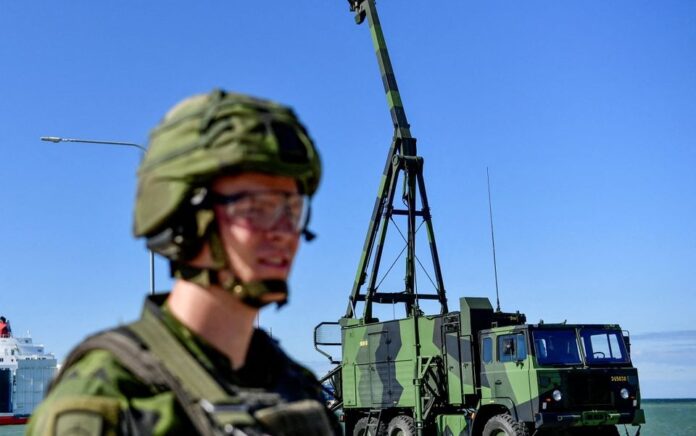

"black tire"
[353, 416, 386, 436]
[387, 415, 416, 436]
[482, 414, 529, 436]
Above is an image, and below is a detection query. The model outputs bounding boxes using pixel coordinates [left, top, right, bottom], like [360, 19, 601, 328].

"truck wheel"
[354, 417, 386, 436]
[482, 414, 529, 436]
[387, 415, 416, 436]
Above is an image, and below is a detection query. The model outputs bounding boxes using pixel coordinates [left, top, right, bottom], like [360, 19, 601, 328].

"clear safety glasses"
[213, 191, 309, 233]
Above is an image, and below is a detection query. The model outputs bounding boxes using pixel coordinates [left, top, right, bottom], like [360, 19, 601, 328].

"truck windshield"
[580, 328, 630, 365]
[532, 329, 582, 366]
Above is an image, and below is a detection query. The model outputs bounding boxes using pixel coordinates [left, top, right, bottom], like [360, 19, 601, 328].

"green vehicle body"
[324, 297, 644, 435]
[320, 1, 646, 434]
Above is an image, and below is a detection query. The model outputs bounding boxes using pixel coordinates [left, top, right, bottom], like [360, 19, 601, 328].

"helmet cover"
[134, 89, 321, 243]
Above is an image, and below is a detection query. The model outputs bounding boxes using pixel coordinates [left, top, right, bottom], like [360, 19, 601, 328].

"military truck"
[316, 297, 645, 435]
[314, 1, 646, 434]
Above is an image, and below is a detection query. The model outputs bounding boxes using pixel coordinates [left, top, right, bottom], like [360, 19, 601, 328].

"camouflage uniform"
[27, 294, 340, 435]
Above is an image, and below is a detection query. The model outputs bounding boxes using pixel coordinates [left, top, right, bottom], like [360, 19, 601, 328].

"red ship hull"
[0, 415, 29, 425]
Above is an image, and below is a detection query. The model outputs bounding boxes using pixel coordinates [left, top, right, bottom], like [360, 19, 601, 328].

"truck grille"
[566, 373, 612, 408]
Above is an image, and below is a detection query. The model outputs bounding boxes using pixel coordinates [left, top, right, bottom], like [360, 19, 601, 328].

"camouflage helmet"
[134, 89, 321, 260]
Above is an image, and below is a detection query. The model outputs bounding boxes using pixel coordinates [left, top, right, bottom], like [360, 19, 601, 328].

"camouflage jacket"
[27, 294, 340, 435]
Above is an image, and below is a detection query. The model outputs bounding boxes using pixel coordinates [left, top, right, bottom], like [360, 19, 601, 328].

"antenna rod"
[487, 167, 501, 312]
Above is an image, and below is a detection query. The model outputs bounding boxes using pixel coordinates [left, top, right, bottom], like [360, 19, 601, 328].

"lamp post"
[41, 135, 155, 295]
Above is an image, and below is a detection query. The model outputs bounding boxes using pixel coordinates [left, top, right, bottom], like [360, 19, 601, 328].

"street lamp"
[40, 136, 147, 153]
[41, 135, 155, 295]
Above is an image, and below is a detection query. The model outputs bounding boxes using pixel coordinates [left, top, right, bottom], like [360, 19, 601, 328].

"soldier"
[28, 89, 339, 435]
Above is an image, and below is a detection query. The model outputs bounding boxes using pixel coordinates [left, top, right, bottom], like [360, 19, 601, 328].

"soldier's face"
[212, 173, 301, 287]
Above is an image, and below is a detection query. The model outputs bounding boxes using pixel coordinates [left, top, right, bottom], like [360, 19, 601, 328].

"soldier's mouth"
[258, 256, 290, 268]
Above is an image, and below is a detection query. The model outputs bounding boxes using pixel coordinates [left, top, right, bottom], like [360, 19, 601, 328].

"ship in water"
[0, 316, 57, 425]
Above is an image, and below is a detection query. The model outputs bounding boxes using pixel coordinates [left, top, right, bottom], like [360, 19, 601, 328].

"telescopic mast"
[345, 0, 448, 321]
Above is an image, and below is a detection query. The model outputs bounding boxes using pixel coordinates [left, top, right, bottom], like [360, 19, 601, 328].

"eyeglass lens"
[219, 192, 308, 232]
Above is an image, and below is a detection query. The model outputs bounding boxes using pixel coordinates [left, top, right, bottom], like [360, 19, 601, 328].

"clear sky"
[1, 1, 694, 399]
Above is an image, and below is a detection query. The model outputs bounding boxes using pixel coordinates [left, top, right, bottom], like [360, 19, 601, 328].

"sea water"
[637, 399, 696, 435]
[1, 399, 694, 435]
[0, 426, 23, 436]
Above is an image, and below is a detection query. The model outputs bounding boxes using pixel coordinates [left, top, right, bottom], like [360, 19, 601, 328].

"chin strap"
[226, 278, 289, 309]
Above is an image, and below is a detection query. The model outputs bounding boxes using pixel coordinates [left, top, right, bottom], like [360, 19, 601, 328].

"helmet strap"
[223, 279, 288, 309]
[171, 262, 217, 288]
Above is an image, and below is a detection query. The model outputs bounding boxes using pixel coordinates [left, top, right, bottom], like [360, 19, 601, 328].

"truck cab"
[476, 320, 645, 434]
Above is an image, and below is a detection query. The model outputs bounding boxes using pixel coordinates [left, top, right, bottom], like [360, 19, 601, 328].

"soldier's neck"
[167, 278, 258, 370]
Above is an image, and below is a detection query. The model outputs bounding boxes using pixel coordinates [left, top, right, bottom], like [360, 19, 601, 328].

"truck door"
[487, 332, 533, 421]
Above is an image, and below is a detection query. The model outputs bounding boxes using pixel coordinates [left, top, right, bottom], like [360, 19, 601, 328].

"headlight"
[553, 389, 563, 402]
[620, 388, 630, 399]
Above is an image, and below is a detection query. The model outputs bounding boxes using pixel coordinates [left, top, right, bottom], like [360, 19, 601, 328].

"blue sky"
[1, 1, 694, 398]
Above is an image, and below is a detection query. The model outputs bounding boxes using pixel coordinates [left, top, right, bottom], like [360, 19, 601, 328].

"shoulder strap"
[129, 309, 281, 430]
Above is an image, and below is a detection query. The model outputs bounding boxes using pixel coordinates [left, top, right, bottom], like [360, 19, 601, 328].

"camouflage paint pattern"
[342, 316, 429, 408]
[436, 414, 468, 436]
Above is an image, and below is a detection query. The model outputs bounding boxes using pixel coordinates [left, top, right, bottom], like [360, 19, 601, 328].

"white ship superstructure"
[0, 329, 57, 424]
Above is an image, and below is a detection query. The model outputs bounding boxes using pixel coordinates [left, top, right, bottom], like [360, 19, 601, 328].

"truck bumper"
[535, 409, 645, 428]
